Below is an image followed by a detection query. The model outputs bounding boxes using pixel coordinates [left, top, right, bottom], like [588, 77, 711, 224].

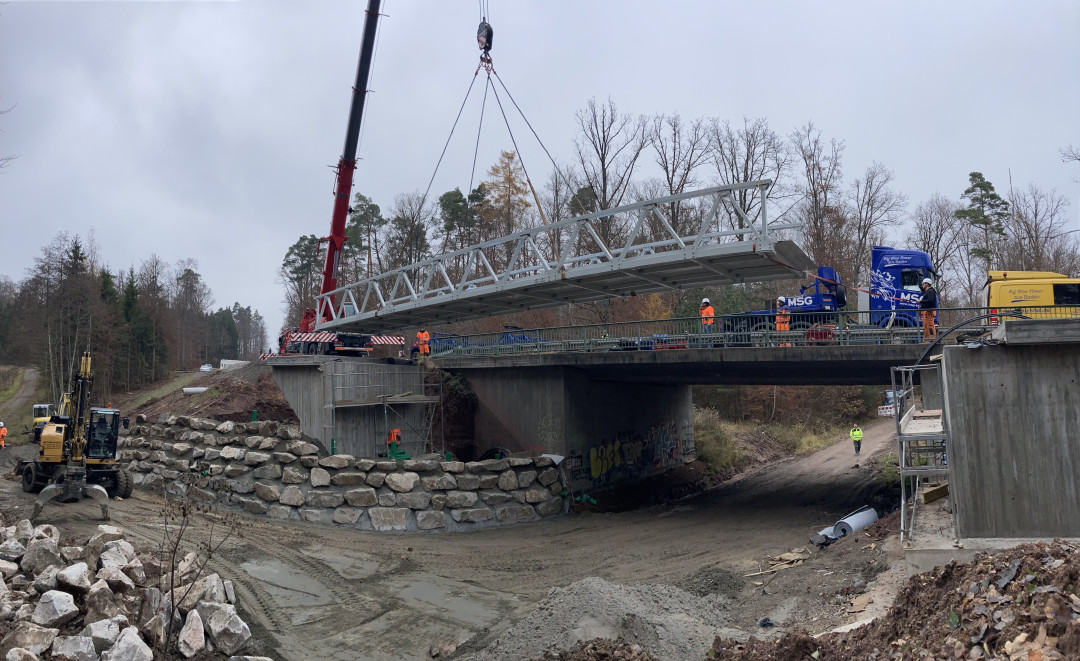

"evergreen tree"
[955, 171, 1009, 269]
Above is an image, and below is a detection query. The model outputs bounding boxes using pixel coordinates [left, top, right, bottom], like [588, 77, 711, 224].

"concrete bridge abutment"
[461, 366, 696, 492]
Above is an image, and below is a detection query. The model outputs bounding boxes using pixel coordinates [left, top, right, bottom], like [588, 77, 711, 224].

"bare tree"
[790, 122, 848, 269]
[383, 191, 435, 269]
[846, 162, 907, 287]
[1002, 183, 1078, 273]
[0, 102, 15, 171]
[651, 113, 709, 236]
[573, 97, 650, 244]
[904, 194, 963, 303]
[711, 117, 792, 236]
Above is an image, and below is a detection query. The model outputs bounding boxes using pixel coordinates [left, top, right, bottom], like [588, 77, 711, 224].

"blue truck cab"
[868, 245, 937, 327]
[723, 265, 848, 334]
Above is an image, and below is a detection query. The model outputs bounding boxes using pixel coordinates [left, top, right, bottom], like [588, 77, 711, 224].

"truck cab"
[868, 245, 937, 327]
[982, 271, 1080, 325]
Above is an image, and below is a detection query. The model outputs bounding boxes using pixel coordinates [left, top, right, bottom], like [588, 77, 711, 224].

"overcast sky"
[2, 1, 1078, 341]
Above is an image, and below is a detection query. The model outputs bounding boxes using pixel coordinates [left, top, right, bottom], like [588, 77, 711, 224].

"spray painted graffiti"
[574, 419, 696, 489]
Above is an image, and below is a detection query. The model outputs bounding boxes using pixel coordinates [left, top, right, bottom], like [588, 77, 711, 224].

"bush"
[693, 406, 744, 473]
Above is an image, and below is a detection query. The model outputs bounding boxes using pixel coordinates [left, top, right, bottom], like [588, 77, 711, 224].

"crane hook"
[477, 18, 493, 63]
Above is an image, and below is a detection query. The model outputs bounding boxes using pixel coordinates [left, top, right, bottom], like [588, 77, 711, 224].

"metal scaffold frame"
[316, 180, 814, 334]
[891, 363, 953, 544]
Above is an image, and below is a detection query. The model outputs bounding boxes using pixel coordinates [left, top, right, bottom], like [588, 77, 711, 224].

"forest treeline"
[0, 233, 268, 405]
[280, 99, 1080, 332]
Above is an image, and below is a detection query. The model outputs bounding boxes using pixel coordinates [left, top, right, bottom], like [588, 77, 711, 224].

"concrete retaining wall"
[119, 414, 567, 532]
[942, 340, 1080, 538]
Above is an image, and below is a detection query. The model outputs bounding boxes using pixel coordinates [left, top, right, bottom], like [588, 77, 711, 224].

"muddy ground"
[0, 417, 905, 660]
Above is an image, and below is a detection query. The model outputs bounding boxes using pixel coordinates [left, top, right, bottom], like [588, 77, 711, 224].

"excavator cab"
[86, 408, 120, 461]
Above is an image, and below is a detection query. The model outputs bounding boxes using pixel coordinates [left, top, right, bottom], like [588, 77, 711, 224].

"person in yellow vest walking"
[849, 424, 863, 456]
[775, 297, 791, 347]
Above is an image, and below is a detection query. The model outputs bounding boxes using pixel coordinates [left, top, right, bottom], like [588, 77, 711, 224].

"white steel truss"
[316, 180, 815, 334]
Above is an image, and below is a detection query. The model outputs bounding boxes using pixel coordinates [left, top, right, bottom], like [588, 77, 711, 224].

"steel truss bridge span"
[316, 180, 814, 334]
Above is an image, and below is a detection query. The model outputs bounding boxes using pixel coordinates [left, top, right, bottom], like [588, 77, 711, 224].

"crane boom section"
[319, 0, 382, 309]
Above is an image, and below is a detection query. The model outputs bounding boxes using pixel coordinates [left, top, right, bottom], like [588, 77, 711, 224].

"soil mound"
[710, 540, 1080, 660]
[128, 363, 298, 424]
[529, 639, 659, 660]
[474, 577, 743, 661]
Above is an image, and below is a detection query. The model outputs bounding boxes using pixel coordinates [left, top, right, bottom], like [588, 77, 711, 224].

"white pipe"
[182, 388, 208, 395]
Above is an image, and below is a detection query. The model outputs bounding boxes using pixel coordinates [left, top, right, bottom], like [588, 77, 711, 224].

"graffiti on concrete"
[575, 419, 695, 488]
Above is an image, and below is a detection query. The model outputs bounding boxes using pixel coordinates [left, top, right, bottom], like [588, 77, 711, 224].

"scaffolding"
[322, 363, 444, 459]
[891, 362, 953, 545]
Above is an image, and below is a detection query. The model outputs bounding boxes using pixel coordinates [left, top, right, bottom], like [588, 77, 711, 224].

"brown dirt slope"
[122, 363, 298, 424]
[710, 540, 1080, 660]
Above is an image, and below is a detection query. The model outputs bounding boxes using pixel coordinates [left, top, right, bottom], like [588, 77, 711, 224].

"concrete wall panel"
[943, 343, 1080, 538]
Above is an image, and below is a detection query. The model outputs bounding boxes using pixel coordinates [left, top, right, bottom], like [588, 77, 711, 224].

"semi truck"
[982, 270, 1080, 325]
[722, 245, 938, 334]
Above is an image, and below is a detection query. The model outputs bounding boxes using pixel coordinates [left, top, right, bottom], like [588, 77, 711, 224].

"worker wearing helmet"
[699, 298, 715, 335]
[919, 278, 938, 341]
[850, 424, 863, 456]
[416, 325, 431, 357]
[0, 422, 6, 449]
[775, 297, 791, 347]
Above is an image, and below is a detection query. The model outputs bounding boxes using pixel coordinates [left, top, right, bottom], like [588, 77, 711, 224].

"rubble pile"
[120, 414, 567, 532]
[528, 639, 659, 660]
[710, 540, 1080, 660]
[0, 519, 271, 661]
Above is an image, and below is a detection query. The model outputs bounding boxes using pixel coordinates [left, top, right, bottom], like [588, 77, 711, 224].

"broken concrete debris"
[0, 519, 266, 660]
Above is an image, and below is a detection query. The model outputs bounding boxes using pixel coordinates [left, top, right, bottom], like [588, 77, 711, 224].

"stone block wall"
[118, 414, 567, 532]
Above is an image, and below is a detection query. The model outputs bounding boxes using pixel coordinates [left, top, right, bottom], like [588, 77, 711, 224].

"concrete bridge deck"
[434, 343, 929, 385]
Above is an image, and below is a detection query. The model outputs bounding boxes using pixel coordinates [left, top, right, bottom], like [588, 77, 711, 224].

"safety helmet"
[701, 298, 710, 304]
[0, 422, 4, 427]
[921, 278, 933, 286]
[777, 297, 785, 305]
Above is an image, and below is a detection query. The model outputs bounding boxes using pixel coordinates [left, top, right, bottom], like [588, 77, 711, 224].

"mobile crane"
[276, 0, 383, 358]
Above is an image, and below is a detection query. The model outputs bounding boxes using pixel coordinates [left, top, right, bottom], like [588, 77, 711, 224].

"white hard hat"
[701, 298, 710, 304]
[0, 422, 4, 427]
[922, 278, 932, 285]
[777, 297, 785, 304]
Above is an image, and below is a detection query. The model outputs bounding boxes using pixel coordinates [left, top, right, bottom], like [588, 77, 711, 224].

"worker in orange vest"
[775, 297, 791, 347]
[416, 326, 431, 356]
[699, 298, 715, 335]
[0, 422, 6, 449]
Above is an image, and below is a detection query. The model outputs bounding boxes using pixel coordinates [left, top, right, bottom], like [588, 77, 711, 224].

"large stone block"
[524, 487, 550, 503]
[508, 457, 533, 467]
[537, 467, 559, 486]
[32, 590, 79, 627]
[203, 449, 222, 461]
[497, 470, 518, 491]
[331, 472, 366, 486]
[223, 464, 249, 478]
[244, 451, 271, 466]
[377, 491, 397, 507]
[226, 479, 254, 494]
[401, 459, 439, 472]
[375, 460, 398, 471]
[450, 508, 493, 524]
[455, 474, 480, 490]
[495, 503, 537, 523]
[332, 507, 363, 525]
[281, 466, 309, 484]
[254, 482, 280, 502]
[272, 452, 297, 464]
[396, 492, 432, 510]
[309, 468, 331, 487]
[266, 505, 293, 520]
[0, 622, 60, 657]
[299, 508, 332, 523]
[299, 456, 320, 468]
[415, 511, 447, 530]
[421, 474, 457, 491]
[479, 490, 513, 505]
[477, 474, 499, 489]
[367, 508, 408, 532]
[445, 491, 478, 508]
[535, 496, 563, 517]
[278, 486, 305, 507]
[344, 487, 378, 507]
[252, 463, 282, 480]
[439, 461, 465, 473]
[52, 634, 100, 661]
[219, 446, 245, 461]
[534, 456, 554, 468]
[286, 440, 319, 456]
[305, 490, 344, 508]
[516, 470, 537, 488]
[355, 459, 377, 471]
[244, 436, 264, 448]
[430, 494, 447, 511]
[365, 471, 387, 488]
[384, 472, 420, 493]
[171, 442, 192, 456]
[319, 455, 354, 469]
[240, 498, 268, 515]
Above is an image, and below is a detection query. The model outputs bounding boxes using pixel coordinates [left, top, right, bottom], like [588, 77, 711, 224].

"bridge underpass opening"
[315, 181, 815, 334]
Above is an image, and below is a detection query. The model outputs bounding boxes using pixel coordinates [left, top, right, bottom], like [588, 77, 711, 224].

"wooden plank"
[921, 482, 950, 504]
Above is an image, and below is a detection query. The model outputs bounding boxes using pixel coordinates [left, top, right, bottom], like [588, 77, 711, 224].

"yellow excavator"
[17, 351, 133, 520]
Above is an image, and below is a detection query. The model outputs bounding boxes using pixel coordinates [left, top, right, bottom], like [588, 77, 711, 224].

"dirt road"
[0, 367, 38, 427]
[0, 417, 899, 660]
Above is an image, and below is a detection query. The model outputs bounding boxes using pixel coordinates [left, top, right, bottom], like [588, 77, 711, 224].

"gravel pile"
[474, 577, 744, 661]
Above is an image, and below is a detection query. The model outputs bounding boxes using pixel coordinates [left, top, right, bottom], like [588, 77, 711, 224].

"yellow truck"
[983, 271, 1080, 325]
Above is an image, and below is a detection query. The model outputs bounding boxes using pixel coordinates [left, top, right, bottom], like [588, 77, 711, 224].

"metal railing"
[426, 305, 1080, 358]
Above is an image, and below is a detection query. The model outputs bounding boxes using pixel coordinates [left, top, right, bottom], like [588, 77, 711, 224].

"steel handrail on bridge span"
[425, 305, 1080, 358]
[315, 181, 815, 334]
